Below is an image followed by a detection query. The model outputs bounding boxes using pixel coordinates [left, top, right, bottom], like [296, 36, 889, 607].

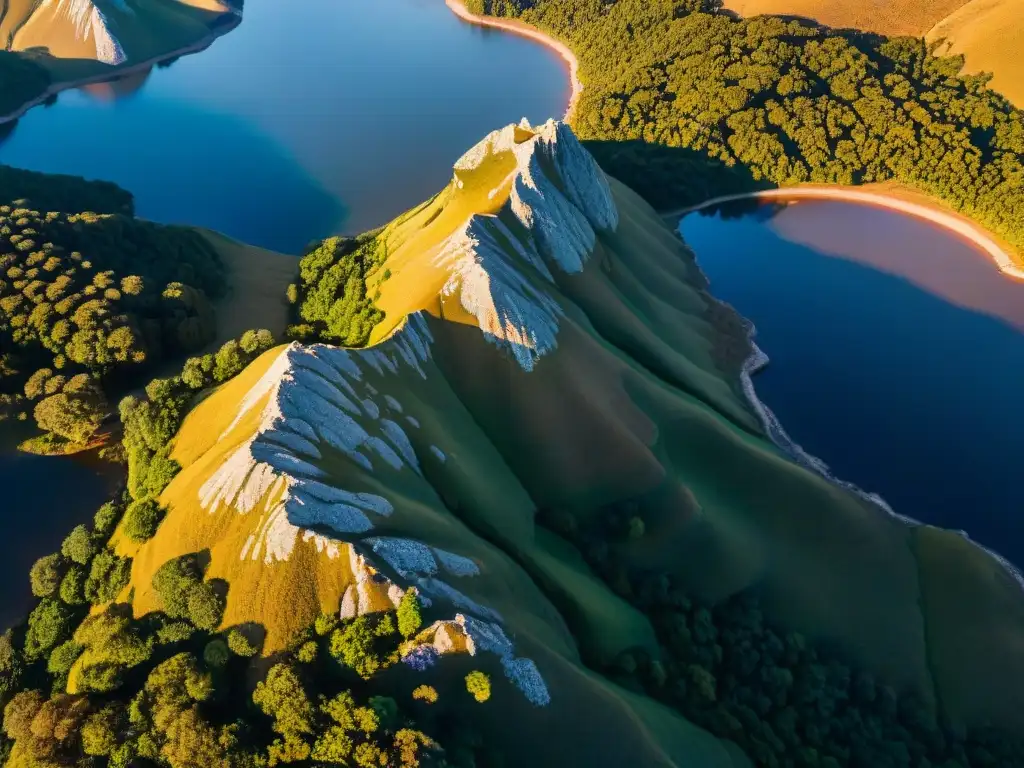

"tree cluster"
[0, 180, 226, 444]
[0, 54, 53, 120]
[487, 0, 1024, 250]
[538, 503, 1024, 768]
[288, 234, 388, 347]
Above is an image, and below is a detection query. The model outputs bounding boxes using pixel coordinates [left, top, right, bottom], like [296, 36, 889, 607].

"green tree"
[122, 498, 165, 542]
[465, 671, 492, 703]
[24, 598, 75, 660]
[397, 591, 422, 639]
[29, 554, 65, 598]
[61, 524, 97, 565]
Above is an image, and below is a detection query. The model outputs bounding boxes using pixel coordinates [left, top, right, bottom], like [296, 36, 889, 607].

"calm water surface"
[0, 0, 566, 627]
[0, 0, 568, 252]
[682, 201, 1024, 567]
[0, 429, 121, 628]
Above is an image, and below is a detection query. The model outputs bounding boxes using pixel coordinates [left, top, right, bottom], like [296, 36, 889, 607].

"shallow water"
[681, 200, 1024, 567]
[0, 0, 568, 253]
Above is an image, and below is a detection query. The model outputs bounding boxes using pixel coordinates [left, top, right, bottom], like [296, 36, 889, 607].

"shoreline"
[444, 0, 581, 122]
[666, 185, 1024, 282]
[0, 14, 240, 126]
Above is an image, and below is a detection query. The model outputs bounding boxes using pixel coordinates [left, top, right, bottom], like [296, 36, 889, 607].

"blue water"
[682, 201, 1024, 567]
[0, 0, 568, 252]
[0, 0, 567, 627]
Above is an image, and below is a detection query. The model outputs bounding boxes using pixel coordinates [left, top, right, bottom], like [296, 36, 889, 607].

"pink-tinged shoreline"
[444, 0, 581, 122]
[0, 14, 240, 126]
[668, 186, 1024, 282]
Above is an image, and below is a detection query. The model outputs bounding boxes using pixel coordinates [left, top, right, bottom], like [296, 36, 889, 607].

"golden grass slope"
[721, 0, 969, 36]
[926, 0, 1024, 108]
[118, 119, 1024, 761]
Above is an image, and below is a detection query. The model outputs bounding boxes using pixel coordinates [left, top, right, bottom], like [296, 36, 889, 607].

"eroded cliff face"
[123, 120, 1024, 764]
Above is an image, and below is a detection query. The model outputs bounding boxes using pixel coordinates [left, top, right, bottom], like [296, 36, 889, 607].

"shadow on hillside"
[583, 138, 771, 213]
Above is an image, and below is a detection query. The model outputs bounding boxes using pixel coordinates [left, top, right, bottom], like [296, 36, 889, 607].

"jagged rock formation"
[121, 119, 1024, 765]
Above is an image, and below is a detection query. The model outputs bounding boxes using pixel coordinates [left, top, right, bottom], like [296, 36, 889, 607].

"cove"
[0, 0, 569, 254]
[681, 200, 1024, 568]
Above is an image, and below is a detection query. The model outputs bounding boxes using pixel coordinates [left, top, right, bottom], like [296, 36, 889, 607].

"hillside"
[720, 0, 968, 36]
[926, 0, 1024, 108]
[0, 0, 238, 119]
[98, 120, 1024, 765]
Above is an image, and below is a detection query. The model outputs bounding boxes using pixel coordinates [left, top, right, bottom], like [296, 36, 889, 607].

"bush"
[46, 641, 83, 678]
[61, 524, 97, 565]
[121, 498, 164, 542]
[24, 599, 75, 660]
[84, 549, 132, 604]
[92, 502, 121, 537]
[58, 564, 87, 605]
[187, 582, 226, 631]
[227, 629, 259, 658]
[411, 685, 438, 704]
[396, 591, 422, 639]
[29, 554, 64, 598]
[203, 640, 230, 668]
[465, 671, 491, 703]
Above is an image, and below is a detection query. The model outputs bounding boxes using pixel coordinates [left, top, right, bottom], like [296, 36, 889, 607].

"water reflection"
[79, 67, 155, 102]
[682, 201, 1024, 566]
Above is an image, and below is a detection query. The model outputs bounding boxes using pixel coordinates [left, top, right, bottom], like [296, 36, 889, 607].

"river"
[681, 200, 1024, 567]
[0, 0, 567, 628]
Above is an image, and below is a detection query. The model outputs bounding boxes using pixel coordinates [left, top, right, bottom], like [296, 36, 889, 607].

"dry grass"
[201, 229, 296, 348]
[721, 0, 969, 36]
[926, 0, 1024, 108]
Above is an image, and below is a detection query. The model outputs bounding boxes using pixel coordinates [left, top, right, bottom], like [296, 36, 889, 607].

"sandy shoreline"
[444, 0, 581, 122]
[667, 186, 1024, 282]
[0, 15, 240, 126]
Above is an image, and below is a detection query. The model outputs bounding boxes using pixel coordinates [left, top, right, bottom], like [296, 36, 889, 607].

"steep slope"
[720, 0, 969, 36]
[2, 0, 234, 75]
[118, 119, 1024, 764]
[927, 0, 1024, 108]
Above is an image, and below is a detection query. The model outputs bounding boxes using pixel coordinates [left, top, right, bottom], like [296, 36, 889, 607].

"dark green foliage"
[0, 54, 52, 119]
[202, 639, 230, 668]
[122, 498, 165, 542]
[58, 563, 88, 605]
[0, 630, 22, 705]
[46, 640, 83, 680]
[0, 165, 131, 216]
[84, 549, 132, 604]
[187, 581, 226, 630]
[292, 235, 388, 346]
[538, 503, 1024, 768]
[151, 553, 203, 621]
[92, 501, 122, 537]
[61, 523, 98, 565]
[0, 179, 224, 436]
[23, 598, 75, 660]
[29, 553, 65, 598]
[494, 0, 1024, 249]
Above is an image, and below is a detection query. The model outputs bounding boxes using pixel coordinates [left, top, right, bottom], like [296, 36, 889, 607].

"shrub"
[227, 629, 258, 658]
[58, 564, 87, 605]
[92, 502, 121, 537]
[29, 554, 64, 598]
[296, 641, 318, 664]
[152, 554, 202, 619]
[24, 599, 75, 660]
[465, 671, 491, 703]
[122, 498, 164, 542]
[84, 549, 132, 604]
[397, 591, 422, 639]
[46, 641, 83, 678]
[203, 640, 230, 668]
[411, 685, 438, 704]
[61, 524, 97, 565]
[187, 582, 226, 630]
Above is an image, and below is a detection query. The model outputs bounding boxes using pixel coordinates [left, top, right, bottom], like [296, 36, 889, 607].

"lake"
[0, 0, 567, 628]
[0, 0, 568, 253]
[0, 429, 121, 628]
[681, 200, 1024, 568]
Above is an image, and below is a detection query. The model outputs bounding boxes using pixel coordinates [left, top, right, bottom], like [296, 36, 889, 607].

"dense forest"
[0, 168, 226, 449]
[469, 0, 1024, 252]
[286, 233, 388, 347]
[537, 504, 1024, 768]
